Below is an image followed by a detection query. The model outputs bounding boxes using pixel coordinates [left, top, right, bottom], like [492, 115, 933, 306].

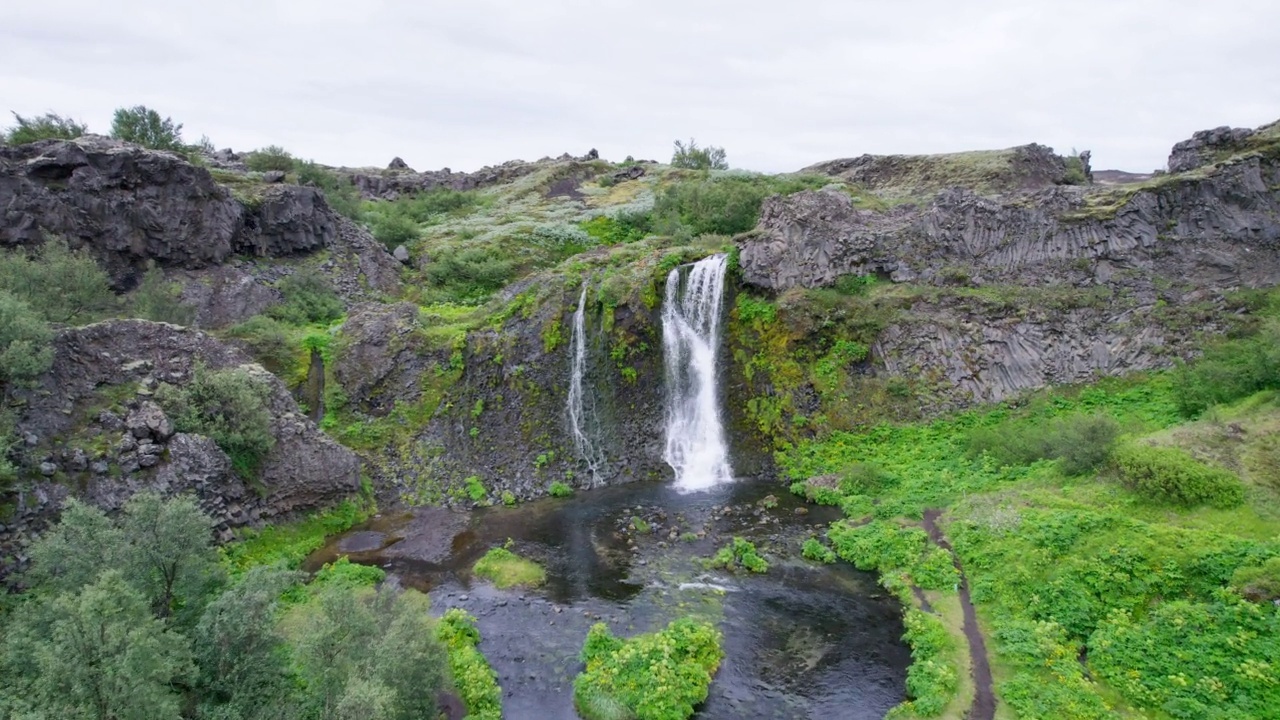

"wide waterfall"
[567, 283, 607, 485]
[662, 254, 733, 491]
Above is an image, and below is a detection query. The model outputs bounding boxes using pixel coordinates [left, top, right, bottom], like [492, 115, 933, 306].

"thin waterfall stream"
[567, 283, 606, 485]
[662, 254, 733, 491]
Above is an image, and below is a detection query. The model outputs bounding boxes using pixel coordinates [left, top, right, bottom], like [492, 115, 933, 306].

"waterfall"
[567, 283, 607, 485]
[662, 254, 733, 491]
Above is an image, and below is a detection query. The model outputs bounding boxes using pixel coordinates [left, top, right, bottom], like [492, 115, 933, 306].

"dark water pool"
[308, 478, 910, 719]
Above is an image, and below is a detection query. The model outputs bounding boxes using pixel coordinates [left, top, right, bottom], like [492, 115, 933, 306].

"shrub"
[891, 609, 958, 717]
[501, 490, 517, 506]
[464, 475, 487, 503]
[549, 481, 574, 498]
[802, 538, 836, 564]
[574, 618, 723, 720]
[0, 238, 117, 324]
[472, 546, 545, 588]
[1229, 557, 1280, 602]
[670, 138, 728, 170]
[397, 188, 478, 221]
[580, 211, 652, 245]
[110, 105, 185, 151]
[707, 537, 769, 573]
[839, 461, 899, 495]
[266, 270, 343, 326]
[423, 245, 518, 300]
[1112, 443, 1245, 508]
[4, 111, 87, 144]
[1175, 318, 1280, 417]
[294, 161, 362, 220]
[0, 291, 54, 389]
[436, 609, 502, 720]
[244, 145, 294, 172]
[130, 265, 196, 325]
[225, 315, 297, 376]
[653, 173, 826, 236]
[155, 363, 276, 479]
[968, 413, 1119, 476]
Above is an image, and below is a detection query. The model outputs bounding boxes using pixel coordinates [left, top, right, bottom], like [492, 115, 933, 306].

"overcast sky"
[3, 1, 1278, 174]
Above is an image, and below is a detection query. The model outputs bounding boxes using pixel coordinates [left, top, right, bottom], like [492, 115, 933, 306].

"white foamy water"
[662, 254, 733, 491]
[567, 283, 606, 485]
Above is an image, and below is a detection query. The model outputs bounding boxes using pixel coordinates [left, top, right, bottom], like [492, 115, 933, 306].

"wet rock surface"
[309, 478, 910, 719]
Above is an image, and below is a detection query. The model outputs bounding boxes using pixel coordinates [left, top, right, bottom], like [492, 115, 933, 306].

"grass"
[436, 609, 502, 720]
[219, 499, 371, 576]
[472, 546, 546, 589]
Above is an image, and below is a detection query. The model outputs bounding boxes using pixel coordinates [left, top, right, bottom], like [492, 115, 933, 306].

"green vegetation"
[245, 145, 296, 172]
[968, 412, 1119, 476]
[0, 237, 117, 324]
[1174, 314, 1280, 416]
[801, 537, 836, 564]
[0, 291, 54, 390]
[437, 609, 503, 720]
[267, 270, 345, 326]
[1112, 442, 1245, 508]
[110, 105, 186, 152]
[574, 618, 724, 720]
[219, 499, 369, 575]
[707, 537, 769, 573]
[464, 474, 487, 503]
[0, 493, 461, 720]
[670, 138, 728, 171]
[549, 480, 574, 497]
[130, 264, 197, 325]
[652, 172, 827, 237]
[472, 546, 546, 588]
[892, 607, 960, 718]
[3, 111, 87, 144]
[155, 363, 276, 479]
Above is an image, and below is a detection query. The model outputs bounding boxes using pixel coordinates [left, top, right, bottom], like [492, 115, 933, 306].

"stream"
[307, 477, 911, 719]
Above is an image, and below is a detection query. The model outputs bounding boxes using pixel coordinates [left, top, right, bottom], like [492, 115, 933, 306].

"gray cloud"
[2, 0, 1277, 173]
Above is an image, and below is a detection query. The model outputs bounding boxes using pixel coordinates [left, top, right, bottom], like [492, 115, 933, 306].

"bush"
[549, 481, 574, 498]
[110, 105, 185, 151]
[891, 609, 958, 717]
[155, 363, 276, 479]
[436, 609, 502, 720]
[580, 211, 652, 245]
[707, 537, 769, 573]
[423, 245, 518, 301]
[574, 618, 723, 720]
[802, 538, 836, 564]
[1175, 318, 1280, 417]
[397, 188, 479, 221]
[1230, 557, 1280, 602]
[472, 546, 545, 589]
[464, 475, 487, 503]
[0, 238, 116, 324]
[266, 271, 344, 326]
[4, 111, 87, 144]
[226, 315, 297, 375]
[652, 173, 826, 236]
[670, 138, 728, 170]
[130, 265, 196, 325]
[370, 213, 420, 249]
[968, 413, 1119, 476]
[244, 145, 294, 172]
[1112, 443, 1245, 508]
[0, 291, 54, 389]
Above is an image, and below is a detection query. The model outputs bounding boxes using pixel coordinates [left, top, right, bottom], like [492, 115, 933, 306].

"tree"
[194, 566, 303, 719]
[0, 238, 117, 325]
[0, 571, 193, 720]
[119, 492, 223, 623]
[0, 291, 54, 391]
[155, 363, 277, 479]
[130, 264, 196, 326]
[24, 498, 127, 594]
[4, 111, 88, 145]
[671, 138, 728, 170]
[110, 105, 185, 151]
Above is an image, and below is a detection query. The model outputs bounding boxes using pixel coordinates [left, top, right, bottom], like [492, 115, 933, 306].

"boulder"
[1167, 125, 1256, 173]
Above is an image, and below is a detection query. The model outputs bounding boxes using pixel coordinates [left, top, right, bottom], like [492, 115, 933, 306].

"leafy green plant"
[464, 475, 487, 503]
[549, 480, 574, 498]
[707, 537, 769, 573]
[968, 412, 1119, 476]
[574, 618, 723, 720]
[155, 363, 276, 479]
[501, 490, 517, 507]
[802, 538, 836, 564]
[244, 145, 294, 172]
[472, 546, 545, 588]
[370, 213, 420, 249]
[0, 238, 117, 325]
[436, 609, 502, 720]
[0, 291, 53, 390]
[4, 111, 87, 144]
[266, 270, 344, 326]
[1230, 556, 1280, 602]
[670, 138, 728, 170]
[110, 105, 185, 151]
[1112, 443, 1245, 508]
[890, 609, 959, 717]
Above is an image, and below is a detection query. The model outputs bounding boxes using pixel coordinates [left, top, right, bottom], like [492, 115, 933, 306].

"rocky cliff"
[1, 320, 361, 573]
[738, 120, 1280, 407]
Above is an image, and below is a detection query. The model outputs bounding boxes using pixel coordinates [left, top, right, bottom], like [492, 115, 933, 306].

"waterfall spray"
[662, 254, 733, 491]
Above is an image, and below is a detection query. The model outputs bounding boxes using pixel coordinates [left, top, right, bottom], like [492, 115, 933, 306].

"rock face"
[742, 126, 1280, 407]
[0, 137, 351, 287]
[2, 320, 362, 574]
[334, 303, 436, 417]
[1167, 126, 1256, 173]
[340, 151, 605, 200]
[803, 143, 1081, 197]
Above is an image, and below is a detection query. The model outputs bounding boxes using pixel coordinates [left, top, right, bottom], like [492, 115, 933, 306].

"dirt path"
[923, 509, 995, 720]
